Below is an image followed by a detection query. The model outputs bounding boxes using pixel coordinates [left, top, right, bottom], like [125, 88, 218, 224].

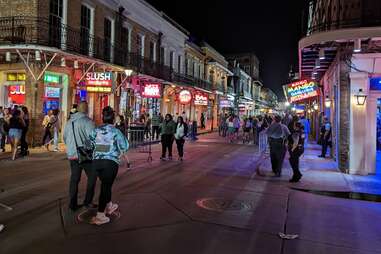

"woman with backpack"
[175, 116, 188, 161]
[89, 106, 129, 225]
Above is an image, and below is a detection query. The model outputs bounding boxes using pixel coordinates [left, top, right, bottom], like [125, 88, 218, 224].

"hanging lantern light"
[5, 52, 11, 62]
[354, 89, 367, 105]
[313, 103, 319, 111]
[325, 96, 331, 108]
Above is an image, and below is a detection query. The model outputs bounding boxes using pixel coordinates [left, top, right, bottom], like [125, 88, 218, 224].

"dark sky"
[146, 0, 306, 99]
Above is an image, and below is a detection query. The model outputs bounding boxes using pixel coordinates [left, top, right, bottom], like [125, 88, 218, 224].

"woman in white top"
[175, 116, 188, 161]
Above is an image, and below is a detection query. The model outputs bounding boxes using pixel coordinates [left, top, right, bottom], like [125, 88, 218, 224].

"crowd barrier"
[258, 131, 268, 154]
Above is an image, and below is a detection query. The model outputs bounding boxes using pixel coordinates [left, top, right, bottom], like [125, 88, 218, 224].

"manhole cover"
[76, 208, 121, 224]
[196, 198, 252, 212]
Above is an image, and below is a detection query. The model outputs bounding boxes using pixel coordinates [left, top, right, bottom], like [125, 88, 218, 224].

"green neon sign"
[44, 73, 61, 84]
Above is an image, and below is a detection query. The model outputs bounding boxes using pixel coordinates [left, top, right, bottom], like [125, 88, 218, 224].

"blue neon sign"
[370, 77, 381, 90]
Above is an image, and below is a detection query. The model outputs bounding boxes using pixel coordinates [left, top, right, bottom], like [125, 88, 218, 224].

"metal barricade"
[127, 127, 153, 162]
[258, 131, 268, 154]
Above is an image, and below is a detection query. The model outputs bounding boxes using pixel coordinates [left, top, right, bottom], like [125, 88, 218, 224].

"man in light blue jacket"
[63, 102, 96, 211]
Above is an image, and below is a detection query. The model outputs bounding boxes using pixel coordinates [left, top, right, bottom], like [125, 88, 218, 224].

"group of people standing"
[0, 105, 29, 160]
[265, 115, 306, 182]
[42, 109, 61, 152]
[160, 114, 188, 161]
[63, 102, 129, 225]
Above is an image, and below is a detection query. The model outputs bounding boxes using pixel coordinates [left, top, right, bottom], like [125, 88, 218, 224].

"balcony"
[0, 16, 189, 87]
[304, 0, 381, 36]
[172, 73, 213, 91]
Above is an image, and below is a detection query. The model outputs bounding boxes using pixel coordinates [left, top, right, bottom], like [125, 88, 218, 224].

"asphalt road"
[1, 135, 381, 254]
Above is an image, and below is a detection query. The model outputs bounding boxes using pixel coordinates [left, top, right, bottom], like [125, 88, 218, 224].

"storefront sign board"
[194, 93, 208, 106]
[8, 85, 25, 104]
[44, 73, 61, 84]
[142, 83, 161, 98]
[85, 72, 113, 87]
[7, 73, 26, 82]
[178, 90, 192, 104]
[45, 87, 61, 98]
[287, 80, 318, 103]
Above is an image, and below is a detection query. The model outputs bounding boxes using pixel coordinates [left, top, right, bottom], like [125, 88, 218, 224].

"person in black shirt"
[288, 122, 305, 183]
[20, 106, 29, 156]
[8, 110, 25, 160]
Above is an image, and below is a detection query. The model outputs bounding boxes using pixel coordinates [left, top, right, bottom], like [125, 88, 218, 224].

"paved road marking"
[0, 202, 13, 211]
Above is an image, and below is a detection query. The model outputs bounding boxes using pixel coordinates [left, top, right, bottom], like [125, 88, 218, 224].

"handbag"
[72, 122, 93, 164]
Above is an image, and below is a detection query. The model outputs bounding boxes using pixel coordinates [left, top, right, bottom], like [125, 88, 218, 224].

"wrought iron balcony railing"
[0, 16, 206, 89]
[305, 0, 381, 36]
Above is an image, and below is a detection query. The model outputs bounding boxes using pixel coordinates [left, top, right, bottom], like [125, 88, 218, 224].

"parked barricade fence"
[258, 131, 268, 154]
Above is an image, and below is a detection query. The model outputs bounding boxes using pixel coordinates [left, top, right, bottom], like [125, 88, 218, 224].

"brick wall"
[338, 54, 351, 172]
[0, 0, 38, 17]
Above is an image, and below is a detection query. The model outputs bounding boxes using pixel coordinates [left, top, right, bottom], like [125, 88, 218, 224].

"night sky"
[146, 0, 306, 99]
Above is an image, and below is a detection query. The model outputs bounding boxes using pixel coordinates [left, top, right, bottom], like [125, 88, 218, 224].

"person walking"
[63, 102, 97, 211]
[42, 110, 53, 151]
[20, 106, 29, 156]
[319, 117, 332, 158]
[233, 115, 241, 139]
[288, 122, 305, 182]
[160, 114, 176, 161]
[200, 113, 206, 129]
[115, 115, 126, 136]
[0, 109, 7, 152]
[151, 112, 161, 140]
[299, 115, 310, 145]
[175, 116, 188, 161]
[8, 110, 25, 161]
[226, 115, 235, 143]
[89, 106, 129, 225]
[266, 115, 291, 177]
[144, 114, 152, 139]
[50, 109, 60, 152]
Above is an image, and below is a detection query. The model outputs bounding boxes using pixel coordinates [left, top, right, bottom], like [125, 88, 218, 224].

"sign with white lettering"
[178, 90, 192, 104]
[194, 93, 208, 106]
[85, 72, 113, 87]
[142, 83, 161, 98]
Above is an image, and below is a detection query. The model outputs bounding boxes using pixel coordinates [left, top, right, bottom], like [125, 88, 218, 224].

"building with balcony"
[201, 42, 233, 129]
[225, 52, 260, 80]
[0, 0, 229, 144]
[299, 0, 381, 175]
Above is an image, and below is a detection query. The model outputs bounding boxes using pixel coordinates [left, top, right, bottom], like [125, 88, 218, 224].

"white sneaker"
[105, 202, 119, 215]
[0, 224, 4, 232]
[90, 213, 110, 225]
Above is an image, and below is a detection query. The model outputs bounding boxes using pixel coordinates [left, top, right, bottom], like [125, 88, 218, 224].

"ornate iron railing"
[0, 16, 210, 90]
[305, 0, 381, 35]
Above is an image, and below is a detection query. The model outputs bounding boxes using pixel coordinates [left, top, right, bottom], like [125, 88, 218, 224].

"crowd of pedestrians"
[0, 105, 30, 160]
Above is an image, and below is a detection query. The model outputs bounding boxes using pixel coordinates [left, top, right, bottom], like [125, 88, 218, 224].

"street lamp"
[313, 103, 319, 111]
[285, 101, 290, 107]
[325, 96, 331, 108]
[354, 89, 367, 105]
[124, 69, 133, 76]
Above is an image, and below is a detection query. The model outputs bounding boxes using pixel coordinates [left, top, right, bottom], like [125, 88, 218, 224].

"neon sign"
[178, 90, 192, 104]
[194, 93, 208, 106]
[370, 77, 381, 90]
[85, 72, 113, 87]
[44, 73, 61, 84]
[8, 85, 25, 104]
[86, 86, 112, 93]
[287, 80, 319, 103]
[142, 83, 161, 98]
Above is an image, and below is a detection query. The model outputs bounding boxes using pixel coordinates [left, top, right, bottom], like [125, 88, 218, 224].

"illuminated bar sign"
[370, 77, 381, 90]
[142, 83, 161, 98]
[287, 80, 319, 103]
[194, 93, 208, 106]
[86, 86, 112, 93]
[7, 73, 26, 81]
[44, 73, 61, 84]
[86, 72, 113, 87]
[178, 90, 192, 104]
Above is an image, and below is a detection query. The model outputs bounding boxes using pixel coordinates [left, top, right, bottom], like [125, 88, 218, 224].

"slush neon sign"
[85, 72, 113, 87]
[287, 80, 318, 103]
[142, 83, 161, 98]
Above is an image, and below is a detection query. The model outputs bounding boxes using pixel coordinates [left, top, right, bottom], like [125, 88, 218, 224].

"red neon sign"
[142, 83, 161, 98]
[287, 80, 319, 103]
[8, 85, 25, 104]
[178, 90, 192, 104]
